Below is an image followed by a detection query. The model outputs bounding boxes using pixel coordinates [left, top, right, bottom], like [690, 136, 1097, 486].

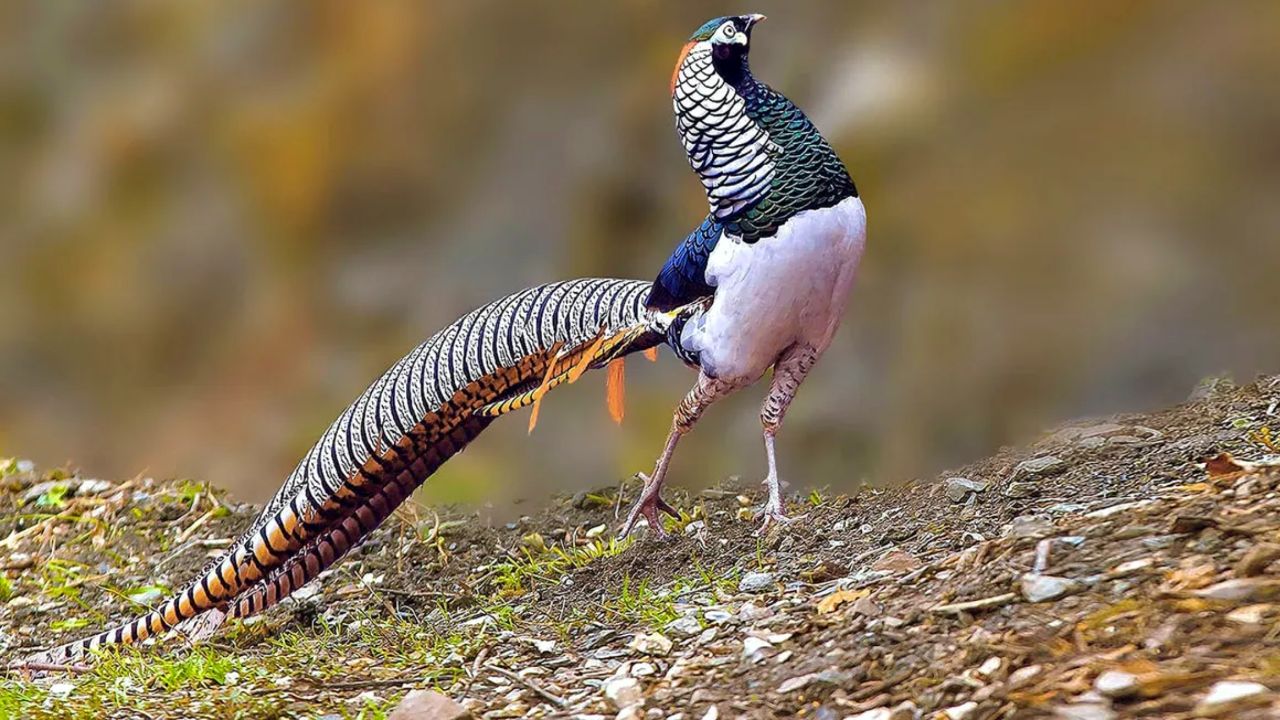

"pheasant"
[620, 14, 864, 536]
[17, 13, 864, 666]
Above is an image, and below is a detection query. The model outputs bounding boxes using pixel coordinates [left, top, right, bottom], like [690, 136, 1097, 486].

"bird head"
[689, 14, 766, 60]
[671, 14, 766, 93]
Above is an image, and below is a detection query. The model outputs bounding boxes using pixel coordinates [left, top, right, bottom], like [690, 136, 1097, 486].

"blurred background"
[2, 1, 1278, 510]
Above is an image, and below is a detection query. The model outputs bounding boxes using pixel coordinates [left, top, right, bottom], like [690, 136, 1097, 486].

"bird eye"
[723, 24, 736, 37]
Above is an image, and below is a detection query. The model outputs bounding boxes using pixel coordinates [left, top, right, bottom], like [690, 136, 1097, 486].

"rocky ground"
[4, 376, 1280, 719]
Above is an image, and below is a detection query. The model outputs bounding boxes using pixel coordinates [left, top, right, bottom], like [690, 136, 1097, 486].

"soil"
[4, 375, 1280, 719]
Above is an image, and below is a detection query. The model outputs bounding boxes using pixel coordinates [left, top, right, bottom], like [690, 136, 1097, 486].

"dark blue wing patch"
[646, 216, 723, 312]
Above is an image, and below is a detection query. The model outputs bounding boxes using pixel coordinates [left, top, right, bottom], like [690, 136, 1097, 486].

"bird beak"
[744, 14, 767, 28]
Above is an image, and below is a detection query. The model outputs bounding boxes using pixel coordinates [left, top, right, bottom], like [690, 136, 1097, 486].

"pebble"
[629, 633, 673, 656]
[871, 550, 921, 573]
[1008, 664, 1043, 688]
[1003, 481, 1037, 498]
[845, 709, 890, 720]
[1108, 558, 1153, 577]
[665, 616, 702, 637]
[940, 701, 977, 720]
[776, 670, 851, 694]
[1008, 515, 1055, 539]
[887, 701, 918, 720]
[703, 609, 733, 625]
[1094, 669, 1138, 698]
[387, 689, 471, 720]
[1085, 500, 1154, 519]
[1194, 578, 1280, 602]
[1016, 455, 1064, 477]
[976, 656, 1002, 678]
[604, 677, 644, 710]
[736, 602, 773, 622]
[1225, 603, 1274, 625]
[1194, 680, 1269, 716]
[1021, 573, 1084, 602]
[616, 706, 645, 720]
[738, 572, 776, 593]
[48, 683, 75, 699]
[741, 636, 772, 662]
[1053, 703, 1116, 720]
[945, 477, 988, 503]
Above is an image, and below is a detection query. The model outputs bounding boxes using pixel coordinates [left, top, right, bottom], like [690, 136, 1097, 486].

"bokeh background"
[2, 2, 1279, 509]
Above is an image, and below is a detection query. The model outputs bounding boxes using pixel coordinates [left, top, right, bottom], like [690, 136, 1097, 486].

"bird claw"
[754, 501, 803, 534]
[618, 473, 680, 540]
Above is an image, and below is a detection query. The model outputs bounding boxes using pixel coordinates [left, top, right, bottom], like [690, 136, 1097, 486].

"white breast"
[680, 196, 867, 382]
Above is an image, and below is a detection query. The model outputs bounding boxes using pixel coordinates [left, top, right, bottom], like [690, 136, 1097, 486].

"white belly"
[680, 196, 867, 382]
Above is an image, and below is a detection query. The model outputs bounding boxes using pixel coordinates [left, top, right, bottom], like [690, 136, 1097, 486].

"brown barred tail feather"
[20, 278, 681, 666]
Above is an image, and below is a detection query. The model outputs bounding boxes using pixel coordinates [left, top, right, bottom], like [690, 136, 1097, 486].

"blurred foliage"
[1, 2, 1279, 509]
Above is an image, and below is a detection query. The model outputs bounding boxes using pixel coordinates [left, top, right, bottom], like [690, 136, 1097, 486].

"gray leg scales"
[620, 372, 741, 539]
[756, 344, 819, 532]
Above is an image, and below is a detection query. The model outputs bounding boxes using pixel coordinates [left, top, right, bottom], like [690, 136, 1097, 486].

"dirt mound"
[3, 376, 1280, 719]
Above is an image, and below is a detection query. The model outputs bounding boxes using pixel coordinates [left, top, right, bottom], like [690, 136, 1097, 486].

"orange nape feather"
[606, 358, 626, 424]
[670, 41, 695, 95]
[643, 346, 658, 362]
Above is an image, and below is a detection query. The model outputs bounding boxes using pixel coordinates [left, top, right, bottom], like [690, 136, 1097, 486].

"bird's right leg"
[620, 371, 740, 539]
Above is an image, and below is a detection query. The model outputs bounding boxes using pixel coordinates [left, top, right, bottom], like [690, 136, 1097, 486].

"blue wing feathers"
[646, 216, 722, 312]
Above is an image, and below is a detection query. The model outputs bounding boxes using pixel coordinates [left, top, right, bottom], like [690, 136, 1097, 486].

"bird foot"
[619, 473, 680, 540]
[755, 503, 795, 533]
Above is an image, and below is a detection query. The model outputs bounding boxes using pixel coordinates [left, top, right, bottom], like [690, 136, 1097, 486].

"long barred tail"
[23, 278, 675, 665]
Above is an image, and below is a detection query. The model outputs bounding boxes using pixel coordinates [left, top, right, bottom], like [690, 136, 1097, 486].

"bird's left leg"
[757, 343, 820, 530]
[620, 370, 741, 539]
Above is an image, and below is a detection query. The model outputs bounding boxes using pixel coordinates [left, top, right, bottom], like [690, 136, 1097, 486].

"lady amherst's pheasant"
[20, 14, 863, 666]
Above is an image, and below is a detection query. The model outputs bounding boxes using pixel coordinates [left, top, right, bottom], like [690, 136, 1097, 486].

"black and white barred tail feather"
[23, 278, 677, 665]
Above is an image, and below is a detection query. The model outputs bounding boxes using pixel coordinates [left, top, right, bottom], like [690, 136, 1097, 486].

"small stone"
[629, 633, 673, 656]
[777, 674, 816, 694]
[48, 683, 74, 699]
[700, 706, 719, 720]
[741, 636, 772, 662]
[845, 710, 891, 720]
[1008, 664, 1043, 688]
[1016, 455, 1064, 477]
[976, 656, 1003, 678]
[1007, 515, 1055, 539]
[665, 616, 702, 637]
[703, 609, 733, 625]
[887, 701, 918, 720]
[872, 550, 921, 573]
[604, 677, 644, 710]
[1234, 543, 1280, 578]
[736, 601, 774, 622]
[945, 477, 988, 503]
[77, 479, 113, 495]
[1108, 558, 1153, 577]
[1003, 481, 1037, 498]
[1053, 703, 1116, 720]
[850, 595, 881, 616]
[388, 689, 471, 720]
[616, 706, 645, 720]
[941, 701, 977, 720]
[1225, 603, 1274, 625]
[1194, 578, 1280, 602]
[738, 572, 776, 593]
[1194, 680, 1269, 716]
[1094, 669, 1138, 698]
[1021, 573, 1084, 602]
[1085, 500, 1154, 519]
[631, 662, 656, 677]
[586, 524, 608, 538]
